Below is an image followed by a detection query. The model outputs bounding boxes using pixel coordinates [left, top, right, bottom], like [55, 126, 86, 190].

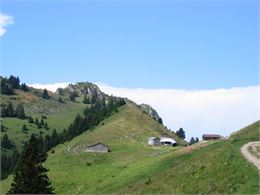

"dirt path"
[241, 141, 260, 171]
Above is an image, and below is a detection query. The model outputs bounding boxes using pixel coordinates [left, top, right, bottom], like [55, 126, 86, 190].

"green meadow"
[1, 105, 259, 194]
[122, 121, 260, 194]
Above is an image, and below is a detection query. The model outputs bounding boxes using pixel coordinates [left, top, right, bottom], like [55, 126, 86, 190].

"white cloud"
[0, 12, 14, 37]
[97, 83, 259, 140]
[28, 81, 260, 141]
[28, 82, 71, 92]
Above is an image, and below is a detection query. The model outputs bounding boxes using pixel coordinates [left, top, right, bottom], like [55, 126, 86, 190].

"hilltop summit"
[55, 82, 105, 98]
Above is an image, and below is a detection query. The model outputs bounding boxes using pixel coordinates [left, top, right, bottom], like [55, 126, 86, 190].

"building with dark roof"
[86, 143, 109, 153]
[202, 134, 223, 140]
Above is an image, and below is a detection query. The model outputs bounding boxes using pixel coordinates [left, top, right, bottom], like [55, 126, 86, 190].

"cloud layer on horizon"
[29, 83, 71, 92]
[28, 82, 259, 140]
[0, 12, 14, 37]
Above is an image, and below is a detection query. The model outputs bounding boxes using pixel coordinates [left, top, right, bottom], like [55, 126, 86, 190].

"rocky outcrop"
[56, 82, 106, 99]
[138, 104, 163, 124]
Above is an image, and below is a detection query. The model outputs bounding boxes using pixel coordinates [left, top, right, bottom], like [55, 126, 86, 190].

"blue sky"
[1, 0, 259, 89]
[1, 0, 259, 139]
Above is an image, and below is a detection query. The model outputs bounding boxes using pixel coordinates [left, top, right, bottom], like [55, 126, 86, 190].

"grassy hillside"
[1, 89, 85, 152]
[2, 104, 258, 194]
[0, 104, 187, 194]
[121, 121, 260, 194]
[2, 84, 258, 194]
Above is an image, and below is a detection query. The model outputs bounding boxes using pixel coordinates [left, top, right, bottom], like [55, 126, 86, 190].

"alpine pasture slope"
[121, 121, 260, 194]
[0, 104, 186, 194]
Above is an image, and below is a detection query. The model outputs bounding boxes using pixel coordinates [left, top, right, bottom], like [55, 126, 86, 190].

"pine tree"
[15, 104, 26, 119]
[34, 118, 39, 125]
[8, 134, 55, 194]
[189, 137, 196, 145]
[195, 137, 199, 143]
[44, 135, 51, 151]
[44, 122, 49, 130]
[176, 128, 186, 139]
[37, 123, 42, 129]
[22, 124, 28, 131]
[1, 123, 6, 132]
[28, 116, 34, 123]
[9, 75, 20, 89]
[40, 118, 44, 126]
[1, 103, 8, 117]
[50, 129, 59, 147]
[42, 89, 50, 99]
[1, 134, 15, 149]
[7, 102, 15, 117]
[20, 83, 29, 92]
[1, 77, 14, 95]
[158, 118, 163, 124]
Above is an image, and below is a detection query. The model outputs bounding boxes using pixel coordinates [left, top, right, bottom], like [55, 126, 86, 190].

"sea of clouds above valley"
[29, 83, 259, 141]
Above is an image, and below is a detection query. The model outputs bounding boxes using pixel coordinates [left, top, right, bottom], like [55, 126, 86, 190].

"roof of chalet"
[202, 134, 222, 138]
[86, 142, 109, 148]
[160, 137, 177, 143]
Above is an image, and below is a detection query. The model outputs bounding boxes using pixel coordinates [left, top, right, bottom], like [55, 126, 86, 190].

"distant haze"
[29, 83, 259, 141]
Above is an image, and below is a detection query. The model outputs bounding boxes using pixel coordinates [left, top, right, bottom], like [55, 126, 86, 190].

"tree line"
[1, 102, 26, 119]
[1, 75, 29, 95]
[0, 75, 51, 101]
[189, 137, 200, 145]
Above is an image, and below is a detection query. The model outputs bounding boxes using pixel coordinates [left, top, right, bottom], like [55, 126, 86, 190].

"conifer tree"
[50, 129, 59, 147]
[189, 137, 196, 145]
[44, 122, 49, 130]
[9, 75, 20, 89]
[22, 124, 27, 131]
[1, 134, 14, 149]
[20, 83, 29, 92]
[28, 116, 34, 123]
[1, 103, 8, 117]
[1, 123, 6, 132]
[35, 118, 39, 125]
[40, 118, 44, 126]
[8, 134, 54, 194]
[7, 102, 15, 117]
[15, 104, 26, 119]
[176, 128, 186, 139]
[37, 123, 42, 129]
[42, 89, 50, 99]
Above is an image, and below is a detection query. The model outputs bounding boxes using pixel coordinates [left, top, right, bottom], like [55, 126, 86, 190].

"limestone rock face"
[56, 82, 105, 98]
[138, 104, 163, 124]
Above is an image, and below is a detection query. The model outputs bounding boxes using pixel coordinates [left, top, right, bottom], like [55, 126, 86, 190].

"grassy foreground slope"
[0, 104, 186, 194]
[123, 121, 260, 194]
